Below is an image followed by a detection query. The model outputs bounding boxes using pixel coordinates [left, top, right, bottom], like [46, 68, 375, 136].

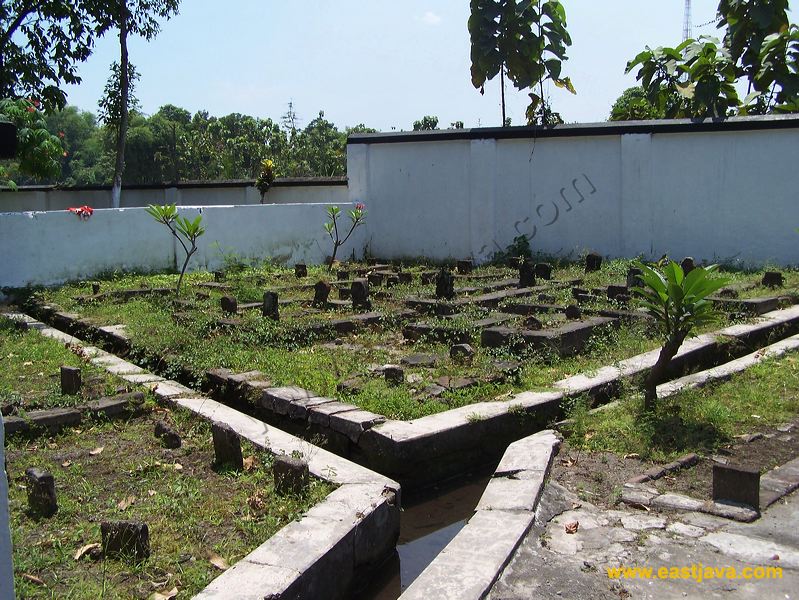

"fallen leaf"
[148, 490, 156, 497]
[23, 361, 33, 366]
[752, 414, 762, 419]
[624, 453, 640, 459]
[243, 455, 257, 472]
[89, 446, 104, 456]
[22, 573, 45, 586]
[61, 461, 72, 468]
[565, 521, 579, 534]
[173, 463, 183, 471]
[117, 495, 136, 511]
[207, 550, 229, 571]
[149, 587, 178, 600]
[74, 543, 101, 561]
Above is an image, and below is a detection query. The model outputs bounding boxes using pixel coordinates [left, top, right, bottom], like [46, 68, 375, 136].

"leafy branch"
[145, 204, 205, 295]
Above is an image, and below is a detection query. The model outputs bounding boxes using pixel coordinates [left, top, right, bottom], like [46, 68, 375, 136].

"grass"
[1, 324, 333, 598]
[0, 319, 124, 413]
[23, 259, 799, 421]
[564, 354, 799, 462]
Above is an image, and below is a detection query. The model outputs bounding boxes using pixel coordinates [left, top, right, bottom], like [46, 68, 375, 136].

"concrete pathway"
[489, 483, 798, 599]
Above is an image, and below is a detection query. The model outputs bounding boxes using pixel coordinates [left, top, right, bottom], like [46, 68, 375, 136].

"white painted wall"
[0, 182, 348, 212]
[0, 203, 365, 288]
[349, 123, 799, 267]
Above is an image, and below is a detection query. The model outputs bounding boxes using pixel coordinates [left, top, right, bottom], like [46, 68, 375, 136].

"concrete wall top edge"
[347, 113, 799, 145]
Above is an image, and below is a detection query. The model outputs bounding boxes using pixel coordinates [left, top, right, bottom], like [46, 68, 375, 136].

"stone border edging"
[3, 313, 400, 600]
[398, 430, 561, 600]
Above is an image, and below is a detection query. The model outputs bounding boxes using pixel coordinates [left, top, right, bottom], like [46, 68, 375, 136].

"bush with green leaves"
[255, 158, 276, 201]
[323, 203, 365, 269]
[0, 97, 64, 188]
[632, 260, 728, 411]
[145, 204, 205, 295]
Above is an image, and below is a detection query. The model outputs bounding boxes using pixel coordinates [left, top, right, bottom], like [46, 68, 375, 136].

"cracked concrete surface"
[489, 482, 798, 599]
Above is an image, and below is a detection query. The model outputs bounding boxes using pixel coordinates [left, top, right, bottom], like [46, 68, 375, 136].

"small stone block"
[25, 468, 57, 517]
[273, 455, 309, 496]
[627, 268, 644, 289]
[762, 271, 784, 288]
[585, 253, 602, 272]
[713, 464, 760, 510]
[211, 422, 243, 470]
[435, 269, 456, 300]
[384, 365, 405, 386]
[681, 257, 696, 274]
[295, 264, 307, 278]
[262, 291, 279, 320]
[154, 420, 181, 449]
[313, 281, 332, 307]
[60, 366, 82, 395]
[565, 305, 582, 320]
[519, 259, 536, 288]
[456, 259, 473, 274]
[450, 343, 475, 364]
[351, 279, 371, 309]
[91, 282, 101, 294]
[220, 296, 238, 314]
[101, 521, 150, 560]
[534, 263, 553, 280]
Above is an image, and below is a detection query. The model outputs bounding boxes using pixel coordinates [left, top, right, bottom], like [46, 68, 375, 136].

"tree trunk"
[500, 64, 507, 126]
[643, 333, 688, 412]
[111, 2, 129, 209]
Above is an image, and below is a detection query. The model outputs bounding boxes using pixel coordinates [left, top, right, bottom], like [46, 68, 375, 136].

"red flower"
[68, 206, 94, 220]
[32, 99, 40, 107]
[62, 151, 68, 157]
[58, 131, 65, 138]
[26, 105, 35, 113]
[355, 203, 366, 211]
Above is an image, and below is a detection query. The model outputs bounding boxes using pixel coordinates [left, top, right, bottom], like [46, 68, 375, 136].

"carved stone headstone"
[565, 305, 582, 320]
[60, 366, 82, 395]
[450, 343, 475, 364]
[712, 464, 759, 510]
[519, 260, 536, 288]
[91, 282, 101, 295]
[680, 257, 696, 275]
[435, 269, 455, 300]
[212, 422, 244, 470]
[25, 468, 57, 517]
[262, 291, 279, 320]
[273, 455, 309, 496]
[337, 269, 349, 281]
[351, 279, 371, 310]
[313, 281, 332, 307]
[534, 263, 553, 280]
[220, 296, 238, 314]
[456, 259, 473, 274]
[585, 253, 603, 272]
[384, 365, 405, 386]
[101, 521, 150, 560]
[294, 263, 307, 278]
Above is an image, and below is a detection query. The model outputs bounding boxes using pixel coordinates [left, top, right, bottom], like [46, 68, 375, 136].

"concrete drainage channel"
[8, 305, 799, 597]
[4, 313, 400, 600]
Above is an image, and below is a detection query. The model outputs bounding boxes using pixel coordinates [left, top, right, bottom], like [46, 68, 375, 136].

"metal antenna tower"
[683, 0, 693, 41]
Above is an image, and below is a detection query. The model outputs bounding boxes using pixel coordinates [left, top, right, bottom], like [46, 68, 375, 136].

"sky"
[60, 1, 793, 131]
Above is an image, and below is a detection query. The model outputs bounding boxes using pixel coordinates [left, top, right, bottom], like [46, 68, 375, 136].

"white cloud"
[419, 11, 442, 26]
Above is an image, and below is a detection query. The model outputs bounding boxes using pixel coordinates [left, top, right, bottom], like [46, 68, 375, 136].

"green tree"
[633, 261, 727, 411]
[0, 97, 63, 188]
[627, 0, 798, 118]
[44, 105, 110, 186]
[469, 0, 575, 125]
[609, 86, 665, 121]
[412, 115, 439, 131]
[91, 0, 180, 207]
[0, 1, 97, 110]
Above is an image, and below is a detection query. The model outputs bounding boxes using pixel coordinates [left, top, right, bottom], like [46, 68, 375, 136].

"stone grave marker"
[220, 296, 238, 314]
[313, 281, 332, 307]
[585, 253, 602, 272]
[101, 521, 150, 560]
[713, 463, 759, 510]
[351, 279, 371, 309]
[212, 422, 244, 470]
[534, 263, 553, 280]
[519, 259, 536, 288]
[273, 455, 309, 496]
[262, 291, 280, 320]
[25, 468, 57, 517]
[435, 269, 455, 300]
[456, 259, 473, 274]
[681, 257, 695, 274]
[762, 271, 784, 288]
[295, 263, 308, 278]
[60, 366, 82, 395]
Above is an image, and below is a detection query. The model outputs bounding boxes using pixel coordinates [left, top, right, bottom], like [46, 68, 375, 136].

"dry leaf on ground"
[149, 587, 178, 600]
[61, 461, 72, 468]
[243, 455, 257, 471]
[565, 521, 579, 534]
[74, 543, 101, 561]
[22, 573, 45, 586]
[89, 446, 104, 456]
[207, 550, 230, 571]
[117, 495, 136, 511]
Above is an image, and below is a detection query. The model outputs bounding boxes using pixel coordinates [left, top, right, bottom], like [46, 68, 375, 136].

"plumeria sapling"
[324, 203, 366, 269]
[146, 204, 206, 296]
